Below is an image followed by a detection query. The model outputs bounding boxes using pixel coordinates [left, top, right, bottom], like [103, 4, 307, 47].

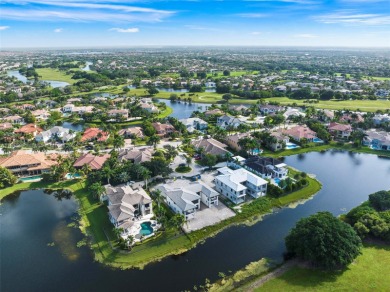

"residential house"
[179, 118, 208, 133]
[328, 122, 352, 140]
[118, 127, 144, 138]
[15, 123, 43, 138]
[0, 122, 13, 131]
[103, 184, 153, 233]
[140, 102, 159, 113]
[156, 180, 219, 220]
[215, 167, 268, 204]
[73, 153, 110, 170]
[229, 105, 249, 114]
[318, 109, 335, 122]
[216, 115, 244, 129]
[204, 108, 223, 117]
[224, 132, 251, 151]
[118, 147, 154, 164]
[363, 129, 390, 151]
[269, 131, 290, 151]
[283, 125, 317, 142]
[259, 105, 283, 115]
[0, 150, 59, 176]
[152, 122, 175, 137]
[373, 114, 390, 126]
[35, 126, 76, 143]
[340, 113, 364, 124]
[157, 184, 200, 220]
[81, 128, 109, 142]
[108, 109, 129, 120]
[191, 138, 231, 157]
[31, 109, 50, 121]
[283, 108, 305, 120]
[3, 115, 24, 124]
[244, 156, 288, 180]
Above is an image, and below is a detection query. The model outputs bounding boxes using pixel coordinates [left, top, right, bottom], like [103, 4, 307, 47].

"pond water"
[7, 70, 28, 83]
[60, 122, 84, 132]
[1, 151, 390, 291]
[82, 61, 93, 71]
[7, 70, 69, 88]
[158, 99, 212, 119]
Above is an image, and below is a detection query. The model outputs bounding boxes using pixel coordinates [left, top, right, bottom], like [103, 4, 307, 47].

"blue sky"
[0, 0, 389, 48]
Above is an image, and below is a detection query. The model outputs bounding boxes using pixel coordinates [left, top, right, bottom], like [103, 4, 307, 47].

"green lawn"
[36, 68, 76, 84]
[257, 245, 390, 291]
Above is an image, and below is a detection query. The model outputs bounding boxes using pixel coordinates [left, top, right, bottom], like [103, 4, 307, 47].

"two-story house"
[215, 167, 268, 204]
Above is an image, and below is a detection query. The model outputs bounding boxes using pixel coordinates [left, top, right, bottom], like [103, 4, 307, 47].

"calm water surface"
[7, 70, 69, 88]
[158, 99, 212, 119]
[1, 151, 390, 292]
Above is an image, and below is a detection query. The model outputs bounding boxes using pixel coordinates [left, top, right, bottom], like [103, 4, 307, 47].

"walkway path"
[245, 259, 298, 291]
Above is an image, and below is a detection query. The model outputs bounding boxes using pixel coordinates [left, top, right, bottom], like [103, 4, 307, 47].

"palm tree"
[185, 156, 192, 167]
[103, 166, 114, 185]
[140, 168, 151, 188]
[125, 235, 134, 250]
[148, 134, 160, 149]
[169, 214, 186, 233]
[89, 182, 105, 200]
[113, 135, 125, 150]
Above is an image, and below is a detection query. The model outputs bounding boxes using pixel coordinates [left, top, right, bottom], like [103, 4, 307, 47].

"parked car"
[179, 163, 186, 167]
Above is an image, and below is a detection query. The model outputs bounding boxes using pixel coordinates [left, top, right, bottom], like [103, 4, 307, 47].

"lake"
[82, 61, 93, 71]
[7, 70, 70, 88]
[1, 151, 390, 291]
[158, 99, 212, 119]
[60, 121, 84, 132]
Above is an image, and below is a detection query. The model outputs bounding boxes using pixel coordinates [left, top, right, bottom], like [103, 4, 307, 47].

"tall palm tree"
[103, 166, 114, 185]
[140, 168, 151, 188]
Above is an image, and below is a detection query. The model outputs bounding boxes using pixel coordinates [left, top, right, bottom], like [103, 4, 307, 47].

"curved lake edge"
[1, 171, 322, 270]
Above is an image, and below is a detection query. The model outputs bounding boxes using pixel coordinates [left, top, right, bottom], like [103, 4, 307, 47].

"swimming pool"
[65, 173, 82, 179]
[285, 142, 300, 149]
[19, 175, 42, 182]
[140, 222, 154, 236]
[274, 178, 281, 185]
[313, 137, 324, 143]
[251, 148, 263, 155]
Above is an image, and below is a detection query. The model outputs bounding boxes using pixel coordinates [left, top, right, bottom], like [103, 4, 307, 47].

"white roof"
[215, 167, 267, 192]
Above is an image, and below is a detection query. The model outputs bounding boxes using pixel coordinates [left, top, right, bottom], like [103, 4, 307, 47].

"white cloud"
[109, 27, 139, 33]
[250, 31, 262, 35]
[237, 13, 268, 18]
[314, 10, 390, 25]
[293, 33, 318, 38]
[0, 26, 10, 30]
[0, 1, 176, 23]
[244, 0, 318, 4]
[54, 28, 63, 33]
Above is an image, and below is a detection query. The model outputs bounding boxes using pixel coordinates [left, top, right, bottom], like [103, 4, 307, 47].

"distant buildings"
[363, 129, 390, 151]
[35, 126, 76, 143]
[283, 125, 317, 142]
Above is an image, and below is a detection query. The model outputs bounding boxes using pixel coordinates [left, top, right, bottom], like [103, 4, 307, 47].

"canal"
[1, 151, 389, 291]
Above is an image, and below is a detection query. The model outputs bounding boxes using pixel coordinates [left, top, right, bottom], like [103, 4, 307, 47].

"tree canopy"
[285, 211, 362, 269]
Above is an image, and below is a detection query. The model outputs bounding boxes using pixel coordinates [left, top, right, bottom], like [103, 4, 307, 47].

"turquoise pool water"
[65, 173, 82, 179]
[19, 175, 42, 182]
[274, 178, 281, 185]
[252, 148, 263, 155]
[313, 137, 324, 143]
[140, 222, 154, 236]
[285, 142, 300, 149]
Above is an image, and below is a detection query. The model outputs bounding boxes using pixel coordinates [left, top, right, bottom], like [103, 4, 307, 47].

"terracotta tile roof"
[73, 153, 110, 170]
[0, 150, 58, 171]
[81, 128, 109, 142]
[328, 122, 352, 132]
[15, 124, 43, 134]
[283, 125, 317, 140]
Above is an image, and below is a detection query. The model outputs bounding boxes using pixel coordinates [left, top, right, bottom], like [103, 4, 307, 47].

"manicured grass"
[35, 68, 76, 84]
[265, 97, 390, 112]
[256, 244, 390, 291]
[272, 174, 322, 206]
[157, 106, 173, 118]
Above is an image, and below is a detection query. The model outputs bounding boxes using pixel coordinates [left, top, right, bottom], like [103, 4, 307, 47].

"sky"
[0, 0, 389, 48]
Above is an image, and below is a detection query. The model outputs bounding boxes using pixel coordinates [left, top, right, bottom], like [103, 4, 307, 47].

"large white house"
[179, 117, 208, 133]
[156, 181, 219, 220]
[215, 167, 268, 204]
[35, 126, 76, 143]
